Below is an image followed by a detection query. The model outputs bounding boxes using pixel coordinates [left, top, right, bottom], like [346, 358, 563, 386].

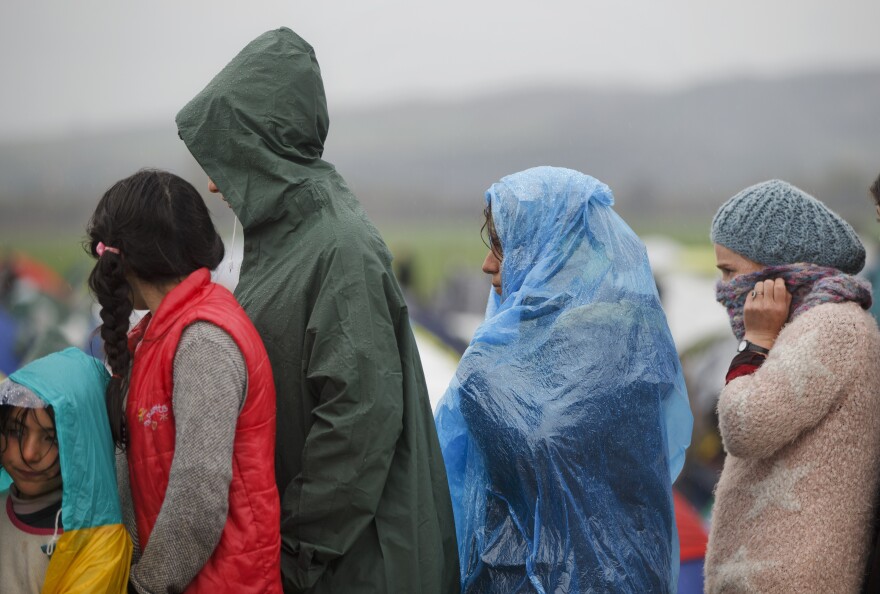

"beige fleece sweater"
[705, 302, 880, 593]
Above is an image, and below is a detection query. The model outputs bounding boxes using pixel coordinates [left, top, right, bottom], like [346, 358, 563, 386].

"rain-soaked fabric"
[176, 27, 459, 594]
[0, 348, 132, 592]
[435, 167, 693, 594]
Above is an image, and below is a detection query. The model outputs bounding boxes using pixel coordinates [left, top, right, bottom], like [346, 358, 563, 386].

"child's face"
[0, 407, 62, 499]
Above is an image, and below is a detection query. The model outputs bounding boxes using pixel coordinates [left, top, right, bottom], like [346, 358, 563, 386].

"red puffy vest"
[126, 268, 282, 593]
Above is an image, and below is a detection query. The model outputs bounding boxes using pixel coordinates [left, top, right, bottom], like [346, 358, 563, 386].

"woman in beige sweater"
[704, 179, 880, 593]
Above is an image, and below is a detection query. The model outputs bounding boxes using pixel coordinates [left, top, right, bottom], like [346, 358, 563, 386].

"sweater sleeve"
[129, 322, 246, 594]
[717, 303, 865, 460]
[724, 351, 767, 384]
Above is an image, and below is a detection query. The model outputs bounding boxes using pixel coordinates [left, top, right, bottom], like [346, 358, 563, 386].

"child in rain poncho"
[0, 348, 132, 593]
[435, 167, 693, 593]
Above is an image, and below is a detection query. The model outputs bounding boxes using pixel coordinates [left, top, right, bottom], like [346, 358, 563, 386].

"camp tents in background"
[0, 251, 95, 373]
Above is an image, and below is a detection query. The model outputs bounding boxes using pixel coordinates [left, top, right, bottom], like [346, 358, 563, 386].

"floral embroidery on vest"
[137, 404, 170, 430]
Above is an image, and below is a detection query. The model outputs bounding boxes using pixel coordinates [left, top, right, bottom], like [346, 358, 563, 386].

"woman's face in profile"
[482, 249, 502, 295]
[481, 205, 503, 295]
[714, 244, 764, 282]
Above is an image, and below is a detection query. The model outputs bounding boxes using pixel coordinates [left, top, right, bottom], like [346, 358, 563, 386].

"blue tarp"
[435, 167, 693, 593]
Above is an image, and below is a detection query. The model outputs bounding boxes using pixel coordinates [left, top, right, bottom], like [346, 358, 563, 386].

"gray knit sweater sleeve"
[127, 322, 247, 594]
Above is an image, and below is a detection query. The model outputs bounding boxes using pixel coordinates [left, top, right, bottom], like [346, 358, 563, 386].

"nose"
[482, 250, 500, 275]
[20, 433, 45, 465]
[208, 179, 220, 194]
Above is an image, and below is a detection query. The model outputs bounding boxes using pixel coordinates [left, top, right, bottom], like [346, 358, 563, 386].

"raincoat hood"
[0, 348, 131, 592]
[436, 167, 692, 593]
[177, 27, 332, 229]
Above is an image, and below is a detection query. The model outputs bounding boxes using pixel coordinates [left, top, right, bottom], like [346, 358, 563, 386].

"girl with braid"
[86, 169, 282, 594]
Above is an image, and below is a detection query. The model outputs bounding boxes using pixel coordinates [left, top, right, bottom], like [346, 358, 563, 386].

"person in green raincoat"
[176, 27, 460, 594]
[0, 348, 132, 593]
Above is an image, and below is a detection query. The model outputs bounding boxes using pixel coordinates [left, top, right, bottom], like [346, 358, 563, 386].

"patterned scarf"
[715, 263, 873, 340]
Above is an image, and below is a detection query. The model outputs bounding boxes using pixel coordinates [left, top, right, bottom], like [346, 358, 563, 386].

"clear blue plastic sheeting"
[435, 167, 693, 593]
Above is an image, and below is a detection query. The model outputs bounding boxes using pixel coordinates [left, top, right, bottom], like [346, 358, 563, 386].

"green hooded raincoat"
[176, 27, 459, 594]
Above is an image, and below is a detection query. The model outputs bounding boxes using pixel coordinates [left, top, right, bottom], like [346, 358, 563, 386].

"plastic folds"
[435, 167, 692, 593]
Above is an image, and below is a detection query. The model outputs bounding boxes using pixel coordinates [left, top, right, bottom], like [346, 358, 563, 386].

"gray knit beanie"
[710, 179, 865, 274]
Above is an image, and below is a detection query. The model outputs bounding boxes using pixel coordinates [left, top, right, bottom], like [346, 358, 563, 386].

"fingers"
[743, 278, 791, 347]
[772, 278, 789, 304]
[751, 279, 789, 303]
[749, 280, 771, 299]
[762, 279, 775, 300]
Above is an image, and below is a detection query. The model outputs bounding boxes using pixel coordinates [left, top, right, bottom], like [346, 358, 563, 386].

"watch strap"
[741, 340, 770, 355]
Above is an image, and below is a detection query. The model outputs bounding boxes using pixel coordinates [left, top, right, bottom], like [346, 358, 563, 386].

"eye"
[3, 423, 24, 439]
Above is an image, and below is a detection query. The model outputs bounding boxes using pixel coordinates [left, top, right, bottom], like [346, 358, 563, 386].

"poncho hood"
[0, 348, 131, 592]
[1, 348, 118, 527]
[176, 27, 333, 229]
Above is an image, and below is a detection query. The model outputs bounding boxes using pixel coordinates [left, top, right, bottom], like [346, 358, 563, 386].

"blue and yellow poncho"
[0, 348, 132, 593]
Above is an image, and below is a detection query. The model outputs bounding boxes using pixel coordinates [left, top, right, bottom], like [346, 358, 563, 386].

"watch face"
[738, 340, 748, 352]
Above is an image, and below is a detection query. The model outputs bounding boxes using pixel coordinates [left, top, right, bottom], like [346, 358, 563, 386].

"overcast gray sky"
[2, 0, 879, 141]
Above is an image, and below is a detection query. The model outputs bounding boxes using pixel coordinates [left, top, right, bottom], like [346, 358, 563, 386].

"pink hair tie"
[96, 242, 121, 257]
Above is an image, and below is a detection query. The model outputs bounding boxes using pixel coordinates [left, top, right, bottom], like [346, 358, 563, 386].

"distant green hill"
[2, 69, 879, 232]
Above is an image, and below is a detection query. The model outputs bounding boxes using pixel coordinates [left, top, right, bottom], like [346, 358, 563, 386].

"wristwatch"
[737, 340, 770, 355]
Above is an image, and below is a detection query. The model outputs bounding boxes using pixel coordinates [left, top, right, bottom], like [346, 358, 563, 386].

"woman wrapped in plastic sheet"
[435, 167, 693, 594]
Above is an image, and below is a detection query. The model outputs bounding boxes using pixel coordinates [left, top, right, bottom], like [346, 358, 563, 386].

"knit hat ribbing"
[710, 180, 865, 274]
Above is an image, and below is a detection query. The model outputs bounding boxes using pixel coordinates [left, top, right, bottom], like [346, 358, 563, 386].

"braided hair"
[86, 169, 224, 448]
